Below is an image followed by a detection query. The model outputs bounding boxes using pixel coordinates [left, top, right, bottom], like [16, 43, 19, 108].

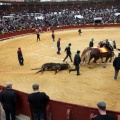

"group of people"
[0, 82, 49, 120]
[0, 82, 116, 120]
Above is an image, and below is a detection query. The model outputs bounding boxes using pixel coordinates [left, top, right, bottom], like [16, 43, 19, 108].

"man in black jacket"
[63, 43, 73, 62]
[113, 53, 120, 80]
[28, 84, 49, 120]
[91, 102, 115, 120]
[0, 82, 17, 120]
[89, 38, 94, 47]
[69, 50, 81, 76]
[57, 38, 61, 54]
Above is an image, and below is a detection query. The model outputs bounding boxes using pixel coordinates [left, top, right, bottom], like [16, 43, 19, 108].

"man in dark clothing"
[63, 43, 73, 62]
[17, 47, 24, 66]
[37, 33, 40, 41]
[69, 50, 81, 76]
[0, 82, 17, 120]
[91, 102, 115, 120]
[89, 38, 94, 47]
[78, 29, 82, 35]
[52, 33, 55, 41]
[57, 38, 61, 54]
[113, 53, 120, 80]
[28, 84, 49, 120]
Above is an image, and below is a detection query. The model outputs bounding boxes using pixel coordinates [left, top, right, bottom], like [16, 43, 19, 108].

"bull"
[31, 62, 70, 74]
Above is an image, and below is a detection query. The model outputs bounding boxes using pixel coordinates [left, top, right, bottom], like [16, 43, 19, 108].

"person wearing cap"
[113, 53, 120, 80]
[63, 43, 73, 62]
[69, 50, 81, 76]
[57, 38, 61, 54]
[17, 47, 24, 66]
[89, 38, 94, 47]
[91, 101, 115, 120]
[28, 84, 49, 120]
[0, 82, 17, 120]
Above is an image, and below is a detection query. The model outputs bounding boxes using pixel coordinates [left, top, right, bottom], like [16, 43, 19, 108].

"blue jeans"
[33, 112, 45, 120]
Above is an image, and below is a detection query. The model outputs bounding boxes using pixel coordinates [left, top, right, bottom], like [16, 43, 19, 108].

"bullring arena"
[0, 27, 120, 112]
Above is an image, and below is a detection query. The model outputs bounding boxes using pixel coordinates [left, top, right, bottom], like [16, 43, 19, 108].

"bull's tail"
[31, 68, 41, 70]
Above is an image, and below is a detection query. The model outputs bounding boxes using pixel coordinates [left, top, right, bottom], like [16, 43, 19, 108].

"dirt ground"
[0, 27, 120, 112]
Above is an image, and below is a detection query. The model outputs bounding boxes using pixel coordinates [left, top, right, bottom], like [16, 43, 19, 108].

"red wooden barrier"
[0, 85, 120, 120]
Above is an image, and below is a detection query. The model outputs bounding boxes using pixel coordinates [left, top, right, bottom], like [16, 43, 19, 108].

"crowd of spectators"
[0, 4, 120, 33]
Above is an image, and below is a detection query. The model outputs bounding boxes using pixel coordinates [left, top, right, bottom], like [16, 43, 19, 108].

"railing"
[1, 23, 120, 41]
[0, 85, 120, 120]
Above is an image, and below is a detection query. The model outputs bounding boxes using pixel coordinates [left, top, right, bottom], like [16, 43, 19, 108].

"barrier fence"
[0, 85, 120, 120]
[0, 24, 120, 41]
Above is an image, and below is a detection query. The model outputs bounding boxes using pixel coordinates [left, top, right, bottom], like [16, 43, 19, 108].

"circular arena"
[0, 27, 120, 112]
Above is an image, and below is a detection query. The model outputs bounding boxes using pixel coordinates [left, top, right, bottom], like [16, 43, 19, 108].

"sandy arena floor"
[0, 27, 120, 111]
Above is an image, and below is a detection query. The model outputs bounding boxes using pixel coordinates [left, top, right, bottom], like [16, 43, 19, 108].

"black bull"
[31, 63, 70, 74]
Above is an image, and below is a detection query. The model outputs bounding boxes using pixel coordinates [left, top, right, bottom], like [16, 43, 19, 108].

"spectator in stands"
[0, 82, 17, 120]
[69, 50, 81, 76]
[113, 53, 120, 80]
[28, 84, 49, 120]
[57, 38, 61, 54]
[91, 102, 115, 120]
[63, 43, 73, 62]
[89, 38, 94, 47]
[17, 47, 24, 66]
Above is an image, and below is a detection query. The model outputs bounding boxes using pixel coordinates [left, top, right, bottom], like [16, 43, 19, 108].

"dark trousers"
[57, 47, 61, 54]
[37, 34, 40, 41]
[4, 109, 16, 120]
[63, 54, 73, 62]
[114, 69, 119, 79]
[70, 65, 80, 75]
[33, 112, 45, 120]
[18, 57, 24, 66]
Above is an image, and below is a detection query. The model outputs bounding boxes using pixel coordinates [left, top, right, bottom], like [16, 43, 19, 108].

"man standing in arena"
[52, 33, 55, 41]
[17, 47, 24, 66]
[69, 50, 81, 76]
[89, 38, 94, 47]
[63, 43, 73, 62]
[0, 82, 17, 120]
[28, 84, 49, 120]
[113, 53, 120, 80]
[57, 38, 61, 54]
[35, 27, 40, 42]
[91, 102, 115, 120]
[78, 29, 82, 35]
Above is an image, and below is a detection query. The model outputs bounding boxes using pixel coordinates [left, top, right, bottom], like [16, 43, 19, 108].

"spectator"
[113, 53, 120, 80]
[57, 38, 61, 54]
[91, 101, 115, 120]
[69, 50, 81, 76]
[63, 43, 73, 62]
[0, 82, 17, 120]
[28, 84, 49, 120]
[17, 47, 24, 66]
[89, 38, 94, 47]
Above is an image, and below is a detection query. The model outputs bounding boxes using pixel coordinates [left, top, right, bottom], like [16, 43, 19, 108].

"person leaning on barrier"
[0, 82, 17, 120]
[28, 84, 49, 120]
[91, 102, 115, 120]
